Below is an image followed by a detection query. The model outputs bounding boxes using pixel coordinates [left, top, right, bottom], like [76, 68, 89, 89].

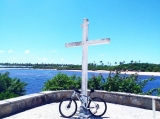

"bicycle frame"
[70, 90, 97, 110]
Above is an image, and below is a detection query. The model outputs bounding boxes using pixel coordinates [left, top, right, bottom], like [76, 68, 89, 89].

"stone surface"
[0, 90, 160, 118]
[156, 100, 160, 110]
[117, 95, 130, 105]
[0, 105, 12, 117]
[130, 98, 141, 106]
[3, 102, 160, 119]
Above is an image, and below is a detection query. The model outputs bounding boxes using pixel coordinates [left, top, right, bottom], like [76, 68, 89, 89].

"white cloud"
[0, 50, 5, 54]
[10, 58, 17, 60]
[38, 58, 48, 61]
[43, 58, 48, 61]
[60, 58, 65, 62]
[30, 55, 36, 58]
[101, 54, 105, 57]
[22, 58, 25, 60]
[24, 50, 30, 54]
[8, 57, 26, 62]
[51, 59, 54, 61]
[50, 50, 57, 53]
[8, 50, 13, 53]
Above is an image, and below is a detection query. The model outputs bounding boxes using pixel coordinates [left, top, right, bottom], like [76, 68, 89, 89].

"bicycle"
[59, 89, 107, 118]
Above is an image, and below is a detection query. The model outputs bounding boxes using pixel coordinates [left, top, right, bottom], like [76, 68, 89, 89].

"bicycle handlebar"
[74, 88, 94, 95]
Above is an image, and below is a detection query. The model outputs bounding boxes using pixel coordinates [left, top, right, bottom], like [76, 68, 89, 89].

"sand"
[63, 69, 160, 76]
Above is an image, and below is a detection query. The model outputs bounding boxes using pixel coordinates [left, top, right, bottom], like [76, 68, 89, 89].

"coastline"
[1, 68, 160, 76]
[0, 68, 32, 70]
[62, 69, 160, 76]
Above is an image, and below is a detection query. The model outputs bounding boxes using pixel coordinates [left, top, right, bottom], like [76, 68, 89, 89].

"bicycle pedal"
[75, 112, 79, 116]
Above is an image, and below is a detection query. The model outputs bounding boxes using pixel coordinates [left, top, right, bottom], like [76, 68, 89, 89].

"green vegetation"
[0, 72, 27, 100]
[103, 71, 155, 94]
[43, 73, 81, 91]
[43, 72, 160, 96]
[113, 63, 160, 72]
[1, 62, 160, 72]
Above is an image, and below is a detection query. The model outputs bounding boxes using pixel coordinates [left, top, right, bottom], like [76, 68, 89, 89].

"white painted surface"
[65, 39, 110, 48]
[81, 18, 89, 97]
[152, 98, 156, 119]
[65, 18, 110, 102]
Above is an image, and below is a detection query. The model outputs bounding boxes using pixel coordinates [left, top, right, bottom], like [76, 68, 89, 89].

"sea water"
[1, 69, 160, 95]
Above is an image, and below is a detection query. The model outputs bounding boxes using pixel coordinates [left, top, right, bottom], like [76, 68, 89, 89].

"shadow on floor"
[71, 115, 110, 119]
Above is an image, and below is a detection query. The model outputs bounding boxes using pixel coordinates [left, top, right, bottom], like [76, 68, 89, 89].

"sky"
[0, 0, 160, 65]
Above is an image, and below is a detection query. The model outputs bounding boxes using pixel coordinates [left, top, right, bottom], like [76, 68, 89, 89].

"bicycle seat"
[75, 89, 81, 94]
[90, 89, 94, 93]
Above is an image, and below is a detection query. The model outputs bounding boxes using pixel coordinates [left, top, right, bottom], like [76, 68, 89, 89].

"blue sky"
[0, 0, 160, 65]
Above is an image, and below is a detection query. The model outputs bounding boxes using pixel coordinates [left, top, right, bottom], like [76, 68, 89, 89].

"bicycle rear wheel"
[88, 97, 107, 117]
[59, 98, 77, 118]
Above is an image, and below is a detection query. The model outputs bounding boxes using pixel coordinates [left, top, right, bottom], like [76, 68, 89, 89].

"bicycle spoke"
[88, 97, 107, 117]
[59, 98, 77, 118]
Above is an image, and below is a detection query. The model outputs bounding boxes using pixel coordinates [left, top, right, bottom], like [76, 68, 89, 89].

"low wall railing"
[0, 90, 160, 118]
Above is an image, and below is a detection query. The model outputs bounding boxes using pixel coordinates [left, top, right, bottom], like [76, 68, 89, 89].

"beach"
[95, 70, 160, 76]
[62, 69, 160, 76]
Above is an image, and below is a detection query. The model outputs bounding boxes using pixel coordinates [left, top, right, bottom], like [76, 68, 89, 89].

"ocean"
[1, 69, 160, 95]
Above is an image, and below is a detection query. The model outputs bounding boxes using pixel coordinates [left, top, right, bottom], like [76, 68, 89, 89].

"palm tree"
[100, 61, 103, 66]
[94, 61, 96, 66]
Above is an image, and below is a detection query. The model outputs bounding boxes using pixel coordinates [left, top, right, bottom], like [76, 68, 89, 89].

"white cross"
[65, 18, 110, 115]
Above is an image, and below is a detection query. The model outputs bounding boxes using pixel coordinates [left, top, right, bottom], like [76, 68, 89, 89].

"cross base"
[78, 106, 91, 119]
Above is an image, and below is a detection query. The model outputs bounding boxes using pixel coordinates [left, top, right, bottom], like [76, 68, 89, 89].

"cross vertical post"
[81, 18, 89, 97]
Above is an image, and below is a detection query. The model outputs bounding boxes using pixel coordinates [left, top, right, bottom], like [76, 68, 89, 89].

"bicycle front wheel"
[59, 98, 77, 118]
[88, 97, 107, 117]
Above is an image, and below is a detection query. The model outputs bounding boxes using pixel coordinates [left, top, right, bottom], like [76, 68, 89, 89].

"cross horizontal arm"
[87, 38, 110, 46]
[65, 42, 83, 48]
[65, 38, 110, 48]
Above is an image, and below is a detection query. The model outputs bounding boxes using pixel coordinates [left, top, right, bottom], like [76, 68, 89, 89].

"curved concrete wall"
[0, 90, 160, 118]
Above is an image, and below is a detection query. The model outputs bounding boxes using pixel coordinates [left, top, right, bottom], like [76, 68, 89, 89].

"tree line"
[1, 62, 160, 72]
